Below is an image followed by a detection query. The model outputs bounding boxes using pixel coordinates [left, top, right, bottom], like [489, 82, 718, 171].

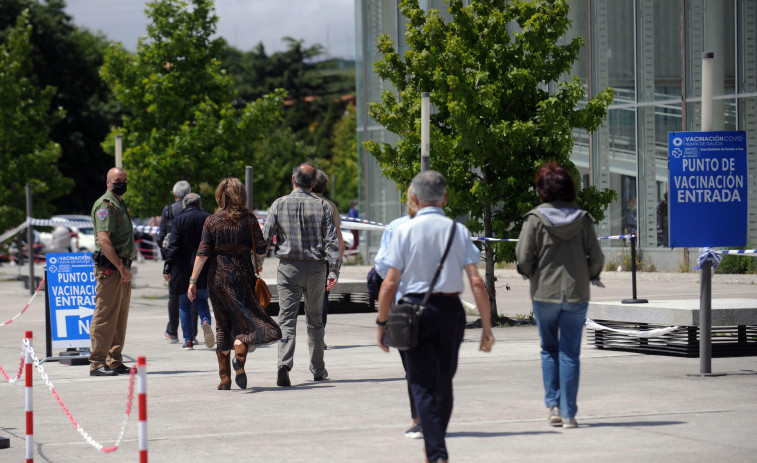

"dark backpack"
[161, 203, 175, 250]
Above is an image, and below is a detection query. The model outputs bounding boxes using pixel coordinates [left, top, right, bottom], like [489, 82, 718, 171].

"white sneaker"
[548, 406, 562, 426]
[563, 417, 578, 428]
[405, 424, 423, 439]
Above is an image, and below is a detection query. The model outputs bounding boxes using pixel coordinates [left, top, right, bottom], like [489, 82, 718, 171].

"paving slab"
[0, 259, 756, 462]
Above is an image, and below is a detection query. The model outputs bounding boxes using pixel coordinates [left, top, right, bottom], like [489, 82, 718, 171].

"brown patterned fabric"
[197, 211, 282, 351]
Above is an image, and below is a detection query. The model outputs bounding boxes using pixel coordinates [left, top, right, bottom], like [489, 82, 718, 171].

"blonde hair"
[215, 178, 249, 219]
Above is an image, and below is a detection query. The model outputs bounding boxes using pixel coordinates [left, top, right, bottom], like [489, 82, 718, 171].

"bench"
[262, 278, 374, 315]
[587, 298, 757, 357]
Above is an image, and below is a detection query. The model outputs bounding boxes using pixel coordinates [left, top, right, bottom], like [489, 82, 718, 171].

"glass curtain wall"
[356, 0, 757, 258]
[738, 0, 757, 242]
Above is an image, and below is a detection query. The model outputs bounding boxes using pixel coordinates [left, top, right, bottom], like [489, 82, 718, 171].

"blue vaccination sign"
[668, 131, 747, 248]
[46, 252, 96, 348]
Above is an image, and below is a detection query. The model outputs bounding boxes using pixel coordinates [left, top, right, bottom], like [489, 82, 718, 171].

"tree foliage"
[322, 102, 358, 212]
[363, 0, 615, 319]
[0, 10, 73, 233]
[100, 0, 285, 216]
[1, 0, 119, 216]
[220, 39, 357, 211]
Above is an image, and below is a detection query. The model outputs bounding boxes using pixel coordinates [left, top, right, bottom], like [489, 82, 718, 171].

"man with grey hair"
[264, 162, 342, 386]
[163, 193, 213, 349]
[376, 170, 494, 463]
[160, 180, 192, 344]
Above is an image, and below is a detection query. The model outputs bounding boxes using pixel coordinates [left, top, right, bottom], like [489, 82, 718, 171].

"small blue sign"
[46, 252, 96, 348]
[668, 131, 748, 248]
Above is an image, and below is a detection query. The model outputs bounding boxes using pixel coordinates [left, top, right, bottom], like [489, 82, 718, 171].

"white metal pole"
[115, 135, 123, 168]
[138, 356, 148, 463]
[421, 92, 430, 172]
[699, 51, 714, 374]
[701, 52, 714, 132]
[245, 166, 253, 211]
[25, 331, 33, 462]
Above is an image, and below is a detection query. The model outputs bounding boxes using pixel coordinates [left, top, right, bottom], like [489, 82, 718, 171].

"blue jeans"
[532, 298, 588, 419]
[179, 290, 211, 343]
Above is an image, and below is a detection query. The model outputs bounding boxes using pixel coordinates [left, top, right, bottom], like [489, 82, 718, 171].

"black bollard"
[699, 258, 712, 374]
[621, 234, 648, 304]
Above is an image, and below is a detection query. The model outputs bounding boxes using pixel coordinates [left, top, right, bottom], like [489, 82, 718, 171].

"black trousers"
[403, 295, 465, 463]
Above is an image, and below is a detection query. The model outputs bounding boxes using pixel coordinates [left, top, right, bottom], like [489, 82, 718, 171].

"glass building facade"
[355, 0, 757, 269]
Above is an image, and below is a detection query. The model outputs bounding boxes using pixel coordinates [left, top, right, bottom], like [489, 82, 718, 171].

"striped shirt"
[263, 188, 342, 279]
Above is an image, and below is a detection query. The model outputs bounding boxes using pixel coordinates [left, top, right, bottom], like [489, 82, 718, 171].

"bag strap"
[247, 215, 259, 274]
[418, 221, 457, 309]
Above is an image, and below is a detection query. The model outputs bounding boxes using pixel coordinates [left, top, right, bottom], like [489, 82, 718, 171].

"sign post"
[45, 253, 95, 359]
[668, 130, 747, 375]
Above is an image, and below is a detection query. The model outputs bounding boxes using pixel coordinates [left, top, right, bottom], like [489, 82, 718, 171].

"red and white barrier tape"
[0, 277, 46, 327]
[23, 339, 137, 453]
[0, 348, 26, 383]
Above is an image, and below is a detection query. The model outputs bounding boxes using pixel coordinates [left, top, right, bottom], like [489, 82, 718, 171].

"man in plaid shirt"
[264, 162, 342, 387]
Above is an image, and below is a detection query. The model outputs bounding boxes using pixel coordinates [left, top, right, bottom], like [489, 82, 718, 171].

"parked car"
[39, 215, 96, 253]
[56, 214, 96, 252]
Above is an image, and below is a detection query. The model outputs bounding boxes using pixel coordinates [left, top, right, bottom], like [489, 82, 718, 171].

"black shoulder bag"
[385, 221, 457, 351]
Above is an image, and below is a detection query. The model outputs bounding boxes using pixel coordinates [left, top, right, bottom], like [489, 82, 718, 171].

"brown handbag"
[248, 215, 271, 308]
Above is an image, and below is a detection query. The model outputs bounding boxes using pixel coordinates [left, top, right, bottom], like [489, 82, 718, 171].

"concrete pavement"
[1, 258, 756, 462]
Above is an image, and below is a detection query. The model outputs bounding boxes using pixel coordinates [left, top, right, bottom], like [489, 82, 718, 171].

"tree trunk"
[482, 167, 499, 325]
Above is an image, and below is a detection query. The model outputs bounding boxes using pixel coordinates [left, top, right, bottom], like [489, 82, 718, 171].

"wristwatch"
[189, 277, 198, 284]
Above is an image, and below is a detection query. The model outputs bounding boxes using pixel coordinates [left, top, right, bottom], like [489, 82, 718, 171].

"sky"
[63, 0, 356, 59]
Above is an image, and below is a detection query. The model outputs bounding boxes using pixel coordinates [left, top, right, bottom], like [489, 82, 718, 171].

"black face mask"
[111, 182, 128, 196]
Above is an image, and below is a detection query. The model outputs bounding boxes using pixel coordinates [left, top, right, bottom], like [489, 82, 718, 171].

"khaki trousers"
[89, 265, 131, 370]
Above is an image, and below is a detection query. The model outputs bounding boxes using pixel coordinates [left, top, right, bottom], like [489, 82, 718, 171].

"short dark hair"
[312, 170, 328, 194]
[535, 162, 577, 203]
[293, 163, 317, 189]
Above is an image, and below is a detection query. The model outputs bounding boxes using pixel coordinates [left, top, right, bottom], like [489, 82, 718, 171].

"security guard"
[89, 167, 136, 377]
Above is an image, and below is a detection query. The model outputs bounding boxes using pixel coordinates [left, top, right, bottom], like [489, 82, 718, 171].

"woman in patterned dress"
[188, 178, 282, 390]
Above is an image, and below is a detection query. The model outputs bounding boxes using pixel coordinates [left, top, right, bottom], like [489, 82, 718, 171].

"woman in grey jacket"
[515, 162, 604, 429]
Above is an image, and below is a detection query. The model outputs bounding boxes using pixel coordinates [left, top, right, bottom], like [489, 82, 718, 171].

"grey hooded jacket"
[515, 201, 604, 303]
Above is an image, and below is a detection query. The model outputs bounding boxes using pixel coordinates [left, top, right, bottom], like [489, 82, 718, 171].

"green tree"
[1, 0, 120, 215]
[364, 0, 615, 321]
[248, 125, 316, 210]
[100, 0, 285, 216]
[322, 102, 358, 212]
[220, 39, 357, 204]
[0, 10, 73, 234]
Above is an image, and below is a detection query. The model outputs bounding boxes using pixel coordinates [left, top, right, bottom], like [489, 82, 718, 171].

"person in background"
[188, 178, 281, 390]
[373, 186, 423, 439]
[515, 161, 604, 429]
[264, 163, 341, 387]
[159, 180, 193, 344]
[88, 167, 136, 377]
[376, 171, 494, 463]
[348, 199, 360, 250]
[163, 193, 214, 350]
[51, 224, 74, 252]
[310, 170, 344, 340]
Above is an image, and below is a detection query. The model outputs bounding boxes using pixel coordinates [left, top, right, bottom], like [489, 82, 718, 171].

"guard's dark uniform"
[89, 190, 136, 372]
